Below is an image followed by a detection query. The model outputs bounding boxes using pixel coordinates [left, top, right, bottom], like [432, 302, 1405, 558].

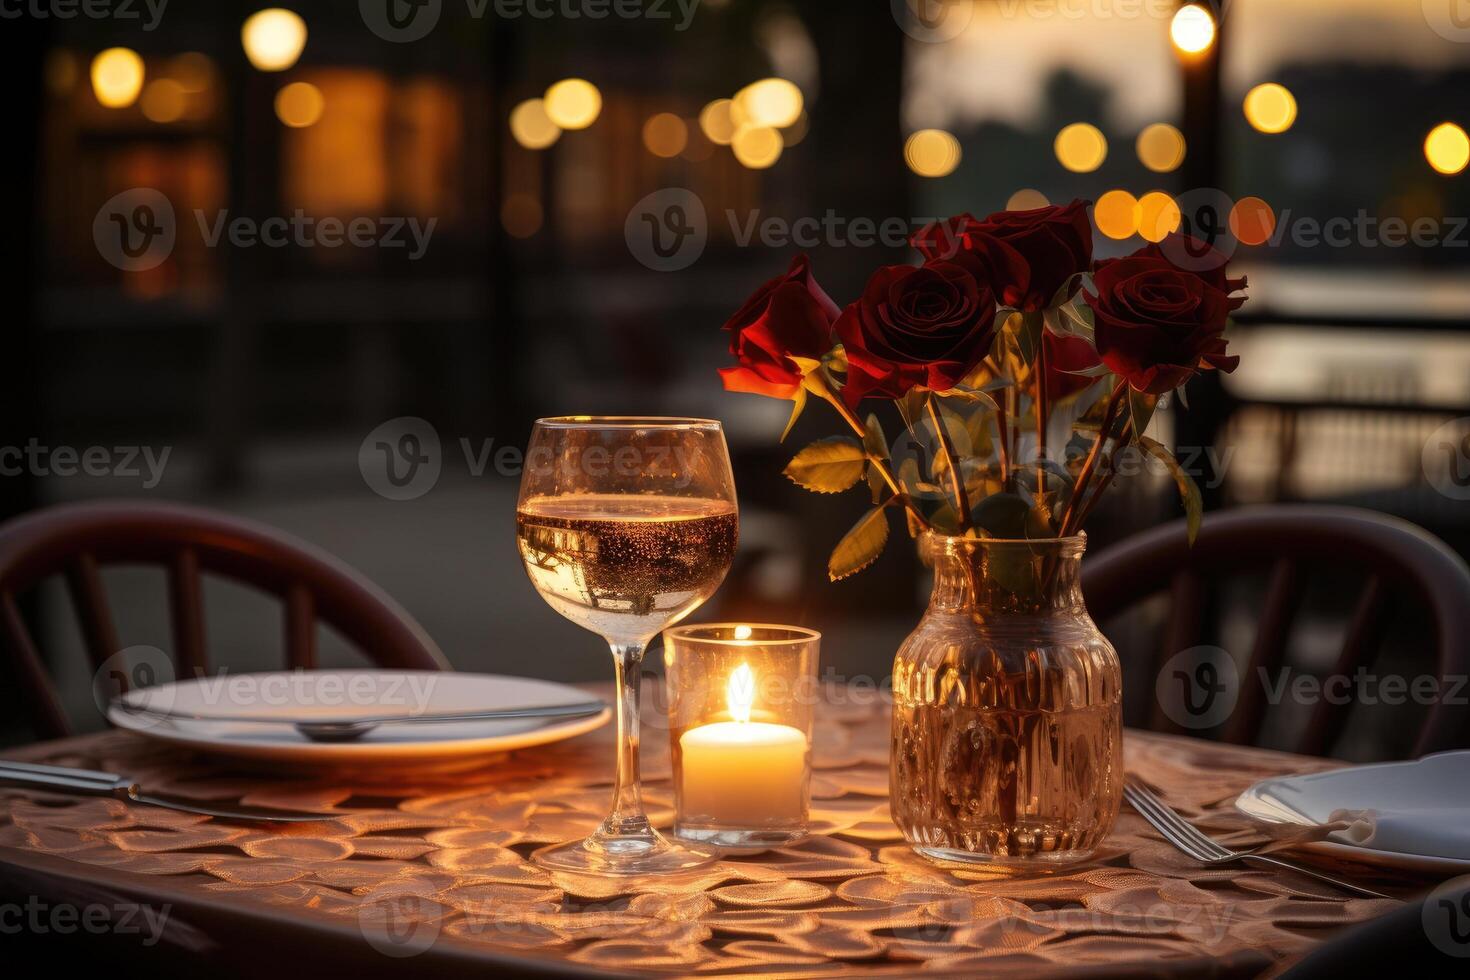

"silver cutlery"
[1124, 779, 1392, 900]
[0, 760, 330, 823]
[114, 699, 609, 743]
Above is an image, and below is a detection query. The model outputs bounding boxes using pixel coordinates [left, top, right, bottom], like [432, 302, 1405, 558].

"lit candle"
[678, 662, 808, 825]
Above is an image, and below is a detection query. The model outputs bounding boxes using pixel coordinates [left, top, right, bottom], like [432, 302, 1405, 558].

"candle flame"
[733, 624, 753, 640]
[727, 662, 755, 724]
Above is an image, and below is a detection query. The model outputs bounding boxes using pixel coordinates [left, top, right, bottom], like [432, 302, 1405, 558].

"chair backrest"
[0, 500, 450, 739]
[1082, 505, 1470, 758]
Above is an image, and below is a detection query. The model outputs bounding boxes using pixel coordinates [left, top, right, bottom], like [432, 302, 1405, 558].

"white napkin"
[1328, 807, 1470, 861]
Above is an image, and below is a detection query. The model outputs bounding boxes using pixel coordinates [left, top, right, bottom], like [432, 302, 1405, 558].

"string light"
[241, 9, 307, 72]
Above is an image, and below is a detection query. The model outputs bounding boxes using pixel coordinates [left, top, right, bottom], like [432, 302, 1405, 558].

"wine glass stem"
[597, 641, 655, 846]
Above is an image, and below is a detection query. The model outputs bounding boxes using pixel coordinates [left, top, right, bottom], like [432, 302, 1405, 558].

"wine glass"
[515, 417, 738, 874]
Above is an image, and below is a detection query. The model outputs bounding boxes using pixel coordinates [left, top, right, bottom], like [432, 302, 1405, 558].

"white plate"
[1235, 752, 1470, 875]
[109, 670, 610, 767]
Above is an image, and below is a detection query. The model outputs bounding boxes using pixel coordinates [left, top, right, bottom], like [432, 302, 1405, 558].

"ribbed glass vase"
[890, 532, 1123, 866]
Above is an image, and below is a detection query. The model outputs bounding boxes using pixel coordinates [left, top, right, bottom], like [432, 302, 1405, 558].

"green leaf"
[1128, 388, 1160, 441]
[1138, 436, 1203, 545]
[778, 387, 807, 443]
[783, 436, 866, 494]
[1045, 300, 1095, 343]
[864, 414, 889, 505]
[970, 491, 1033, 538]
[1006, 310, 1044, 366]
[828, 506, 891, 581]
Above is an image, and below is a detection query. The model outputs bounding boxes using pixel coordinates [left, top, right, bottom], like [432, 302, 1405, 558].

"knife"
[0, 760, 332, 823]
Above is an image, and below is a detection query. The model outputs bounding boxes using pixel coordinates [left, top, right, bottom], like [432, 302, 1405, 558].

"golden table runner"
[0, 686, 1409, 976]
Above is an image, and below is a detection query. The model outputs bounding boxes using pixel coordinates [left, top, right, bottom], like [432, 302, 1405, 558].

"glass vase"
[890, 532, 1123, 866]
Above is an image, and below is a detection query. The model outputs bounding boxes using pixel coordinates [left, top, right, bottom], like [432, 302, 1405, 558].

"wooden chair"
[1083, 505, 1470, 758]
[0, 500, 450, 739]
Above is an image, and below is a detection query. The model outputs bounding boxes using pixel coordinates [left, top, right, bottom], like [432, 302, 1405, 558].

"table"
[0, 685, 1410, 977]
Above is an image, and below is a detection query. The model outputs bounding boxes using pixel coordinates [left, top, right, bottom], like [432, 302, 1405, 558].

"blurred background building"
[3, 0, 1468, 757]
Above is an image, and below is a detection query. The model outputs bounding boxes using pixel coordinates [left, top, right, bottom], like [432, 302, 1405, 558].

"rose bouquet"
[718, 201, 1247, 580]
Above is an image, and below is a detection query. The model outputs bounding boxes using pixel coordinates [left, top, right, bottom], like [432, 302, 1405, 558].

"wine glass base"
[532, 834, 716, 876]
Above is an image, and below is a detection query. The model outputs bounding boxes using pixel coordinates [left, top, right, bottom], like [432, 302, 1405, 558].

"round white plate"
[109, 670, 610, 767]
[1235, 753, 1470, 875]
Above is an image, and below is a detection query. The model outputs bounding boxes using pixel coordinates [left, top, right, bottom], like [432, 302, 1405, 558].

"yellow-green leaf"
[784, 436, 866, 494]
[1138, 436, 1203, 544]
[828, 506, 891, 581]
[779, 387, 807, 443]
[1128, 388, 1159, 441]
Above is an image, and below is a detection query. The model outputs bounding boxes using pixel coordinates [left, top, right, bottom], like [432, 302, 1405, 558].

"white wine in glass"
[515, 418, 737, 874]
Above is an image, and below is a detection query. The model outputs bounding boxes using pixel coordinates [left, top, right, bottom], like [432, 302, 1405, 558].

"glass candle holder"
[662, 624, 819, 849]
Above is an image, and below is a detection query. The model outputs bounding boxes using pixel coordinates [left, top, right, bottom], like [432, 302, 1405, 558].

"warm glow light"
[90, 48, 144, 108]
[140, 79, 186, 123]
[733, 625, 753, 640]
[1170, 4, 1216, 55]
[1137, 191, 1182, 243]
[543, 78, 601, 130]
[734, 78, 804, 129]
[1007, 188, 1050, 211]
[1136, 123, 1186, 173]
[642, 112, 688, 158]
[1230, 196, 1276, 246]
[781, 111, 809, 148]
[1425, 122, 1470, 176]
[1243, 83, 1297, 135]
[732, 125, 783, 169]
[727, 662, 755, 724]
[170, 53, 215, 93]
[501, 193, 544, 239]
[274, 81, 324, 128]
[509, 98, 560, 149]
[241, 9, 307, 72]
[1054, 123, 1107, 173]
[699, 99, 737, 145]
[1094, 190, 1140, 240]
[904, 129, 962, 178]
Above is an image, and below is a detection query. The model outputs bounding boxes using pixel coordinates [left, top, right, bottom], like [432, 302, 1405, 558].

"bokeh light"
[781, 111, 809, 148]
[1243, 83, 1297, 134]
[140, 79, 186, 123]
[699, 99, 737, 146]
[904, 129, 962, 178]
[509, 98, 561, 149]
[170, 53, 215, 93]
[274, 81, 324, 128]
[733, 78, 804, 129]
[1170, 4, 1216, 55]
[1230, 197, 1276, 246]
[543, 79, 601, 130]
[241, 9, 307, 72]
[1054, 123, 1107, 173]
[642, 113, 688, 158]
[90, 48, 144, 108]
[501, 193, 544, 239]
[1424, 122, 1470, 176]
[1094, 190, 1140, 240]
[1137, 191, 1182, 243]
[1006, 188, 1050, 211]
[1136, 123, 1186, 173]
[732, 125, 783, 169]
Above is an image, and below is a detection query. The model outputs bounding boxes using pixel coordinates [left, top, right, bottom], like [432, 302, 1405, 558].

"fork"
[1124, 779, 1392, 900]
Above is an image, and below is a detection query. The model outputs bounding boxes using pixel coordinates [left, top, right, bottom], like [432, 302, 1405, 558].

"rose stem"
[1034, 320, 1050, 511]
[1072, 417, 1135, 530]
[1059, 379, 1127, 536]
[810, 375, 930, 530]
[926, 393, 972, 532]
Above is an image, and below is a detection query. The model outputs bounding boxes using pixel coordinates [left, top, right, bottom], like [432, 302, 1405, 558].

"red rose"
[913, 200, 1094, 312]
[835, 261, 999, 407]
[719, 255, 840, 399]
[1086, 238, 1245, 395]
[1044, 332, 1103, 402]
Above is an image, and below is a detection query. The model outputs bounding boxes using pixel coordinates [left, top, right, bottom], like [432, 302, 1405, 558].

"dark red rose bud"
[719, 254, 840, 399]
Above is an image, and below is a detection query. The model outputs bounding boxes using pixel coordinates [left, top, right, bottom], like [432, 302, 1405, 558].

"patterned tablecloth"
[0, 684, 1414, 977]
